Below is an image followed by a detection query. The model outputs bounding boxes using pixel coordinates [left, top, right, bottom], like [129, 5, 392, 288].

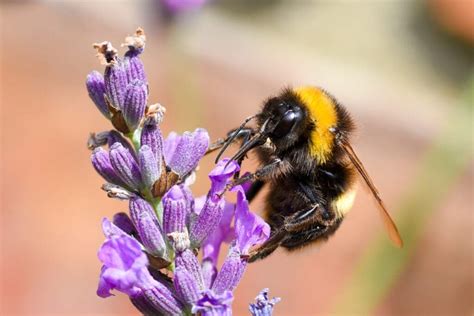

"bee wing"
[341, 141, 403, 248]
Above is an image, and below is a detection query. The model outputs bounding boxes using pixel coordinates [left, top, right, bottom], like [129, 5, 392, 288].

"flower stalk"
[87, 28, 280, 315]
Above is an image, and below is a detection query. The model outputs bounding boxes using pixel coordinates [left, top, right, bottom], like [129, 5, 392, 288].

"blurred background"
[1, 0, 473, 315]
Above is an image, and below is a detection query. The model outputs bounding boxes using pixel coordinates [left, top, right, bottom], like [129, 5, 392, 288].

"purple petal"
[102, 217, 127, 238]
[86, 71, 109, 118]
[104, 61, 127, 109]
[233, 186, 270, 254]
[175, 249, 205, 291]
[97, 234, 153, 297]
[202, 200, 235, 264]
[129, 197, 166, 257]
[112, 213, 137, 237]
[249, 288, 281, 316]
[208, 158, 240, 196]
[162, 185, 188, 235]
[139, 145, 160, 188]
[164, 128, 210, 177]
[174, 266, 200, 305]
[193, 195, 207, 216]
[189, 195, 224, 247]
[97, 265, 116, 298]
[122, 79, 147, 131]
[109, 142, 142, 190]
[211, 248, 246, 294]
[91, 147, 128, 188]
[192, 289, 233, 316]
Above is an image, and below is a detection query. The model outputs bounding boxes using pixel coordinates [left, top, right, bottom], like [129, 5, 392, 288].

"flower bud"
[174, 266, 199, 305]
[175, 249, 204, 291]
[104, 60, 127, 110]
[106, 130, 136, 157]
[129, 197, 166, 258]
[141, 119, 164, 160]
[123, 49, 147, 83]
[139, 145, 160, 188]
[190, 196, 224, 247]
[122, 28, 147, 83]
[211, 249, 246, 295]
[109, 143, 142, 190]
[91, 147, 126, 187]
[164, 128, 209, 177]
[86, 71, 109, 118]
[122, 79, 147, 131]
[143, 286, 184, 316]
[130, 293, 161, 316]
[163, 185, 188, 235]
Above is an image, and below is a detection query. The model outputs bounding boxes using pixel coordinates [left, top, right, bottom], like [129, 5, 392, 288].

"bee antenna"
[215, 115, 257, 163]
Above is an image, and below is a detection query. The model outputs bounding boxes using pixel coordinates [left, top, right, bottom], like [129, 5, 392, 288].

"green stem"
[127, 128, 142, 152]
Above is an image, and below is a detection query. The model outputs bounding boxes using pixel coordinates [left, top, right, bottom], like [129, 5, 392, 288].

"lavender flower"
[97, 227, 153, 298]
[97, 219, 183, 314]
[88, 29, 280, 315]
[249, 289, 281, 316]
[192, 289, 233, 316]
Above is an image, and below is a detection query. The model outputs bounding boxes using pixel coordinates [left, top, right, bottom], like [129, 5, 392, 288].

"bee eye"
[272, 110, 301, 138]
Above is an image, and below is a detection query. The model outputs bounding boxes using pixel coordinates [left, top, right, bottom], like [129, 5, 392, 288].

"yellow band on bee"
[294, 87, 338, 164]
[332, 189, 357, 218]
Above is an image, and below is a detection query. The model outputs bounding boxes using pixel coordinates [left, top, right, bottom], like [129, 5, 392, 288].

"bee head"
[226, 87, 353, 165]
[257, 90, 310, 151]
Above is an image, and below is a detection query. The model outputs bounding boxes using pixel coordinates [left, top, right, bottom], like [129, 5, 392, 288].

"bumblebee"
[209, 86, 403, 262]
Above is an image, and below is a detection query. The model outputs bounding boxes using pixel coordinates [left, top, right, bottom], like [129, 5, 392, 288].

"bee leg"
[206, 126, 256, 158]
[245, 180, 265, 202]
[278, 182, 333, 232]
[280, 205, 341, 250]
[246, 229, 287, 262]
[281, 219, 343, 249]
[233, 128, 255, 179]
[283, 204, 335, 233]
[232, 158, 282, 186]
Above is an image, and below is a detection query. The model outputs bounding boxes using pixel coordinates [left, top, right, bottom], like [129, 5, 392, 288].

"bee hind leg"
[247, 203, 337, 261]
[281, 205, 342, 249]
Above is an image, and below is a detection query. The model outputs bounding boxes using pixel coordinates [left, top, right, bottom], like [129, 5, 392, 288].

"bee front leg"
[232, 158, 282, 186]
[206, 125, 256, 157]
